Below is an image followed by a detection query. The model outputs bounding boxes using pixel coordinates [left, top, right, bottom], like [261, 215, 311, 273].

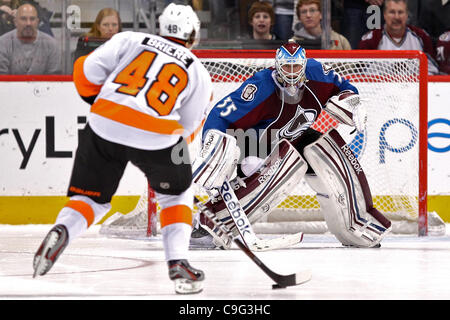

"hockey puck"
[272, 284, 287, 290]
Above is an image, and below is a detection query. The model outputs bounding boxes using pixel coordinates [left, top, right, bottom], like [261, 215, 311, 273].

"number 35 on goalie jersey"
[73, 31, 213, 150]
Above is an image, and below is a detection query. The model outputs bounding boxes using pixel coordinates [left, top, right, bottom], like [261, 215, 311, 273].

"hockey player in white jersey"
[33, 4, 212, 294]
[192, 41, 392, 249]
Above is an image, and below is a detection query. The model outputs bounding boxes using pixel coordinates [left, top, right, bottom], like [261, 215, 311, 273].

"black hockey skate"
[168, 259, 204, 294]
[33, 224, 69, 278]
[191, 224, 210, 238]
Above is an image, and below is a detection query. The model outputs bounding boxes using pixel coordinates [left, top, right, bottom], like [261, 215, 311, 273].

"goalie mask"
[159, 3, 201, 49]
[275, 41, 307, 96]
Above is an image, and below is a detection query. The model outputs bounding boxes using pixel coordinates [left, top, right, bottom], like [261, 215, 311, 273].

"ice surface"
[1, 224, 450, 301]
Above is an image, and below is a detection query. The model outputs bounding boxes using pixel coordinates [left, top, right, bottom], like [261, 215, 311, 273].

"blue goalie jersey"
[202, 58, 358, 154]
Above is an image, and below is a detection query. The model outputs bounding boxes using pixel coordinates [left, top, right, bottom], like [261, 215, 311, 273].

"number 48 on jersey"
[113, 50, 188, 116]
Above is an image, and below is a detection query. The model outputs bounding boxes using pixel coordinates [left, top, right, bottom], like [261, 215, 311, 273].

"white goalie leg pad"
[303, 129, 392, 248]
[192, 129, 241, 190]
[200, 139, 308, 238]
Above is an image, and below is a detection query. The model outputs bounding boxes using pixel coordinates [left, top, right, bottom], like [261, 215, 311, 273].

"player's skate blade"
[190, 225, 210, 238]
[190, 225, 218, 249]
[189, 233, 218, 249]
[33, 224, 68, 278]
[168, 259, 204, 294]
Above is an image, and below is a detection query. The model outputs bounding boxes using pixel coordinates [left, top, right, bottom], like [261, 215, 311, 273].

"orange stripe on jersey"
[91, 98, 185, 135]
[64, 200, 95, 227]
[159, 205, 192, 228]
[73, 55, 102, 98]
[185, 118, 205, 145]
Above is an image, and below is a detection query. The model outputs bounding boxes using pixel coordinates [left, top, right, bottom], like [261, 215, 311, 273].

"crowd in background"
[0, 0, 448, 75]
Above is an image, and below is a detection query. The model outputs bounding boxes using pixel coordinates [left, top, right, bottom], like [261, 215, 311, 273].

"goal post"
[100, 49, 442, 239]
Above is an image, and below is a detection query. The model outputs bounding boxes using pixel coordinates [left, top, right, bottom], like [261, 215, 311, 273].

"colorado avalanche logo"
[277, 106, 317, 141]
[322, 64, 333, 75]
[241, 84, 258, 101]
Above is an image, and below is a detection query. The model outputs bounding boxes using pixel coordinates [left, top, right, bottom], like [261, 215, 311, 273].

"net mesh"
[200, 57, 421, 223]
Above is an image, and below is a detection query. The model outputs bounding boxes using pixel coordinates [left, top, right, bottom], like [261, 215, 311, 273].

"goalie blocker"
[303, 129, 392, 247]
[192, 129, 240, 190]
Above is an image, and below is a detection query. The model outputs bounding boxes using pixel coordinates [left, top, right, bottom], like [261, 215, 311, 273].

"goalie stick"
[194, 197, 312, 289]
[216, 179, 304, 251]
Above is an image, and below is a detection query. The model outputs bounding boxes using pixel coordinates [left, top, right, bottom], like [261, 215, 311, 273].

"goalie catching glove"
[192, 129, 240, 190]
[324, 91, 367, 132]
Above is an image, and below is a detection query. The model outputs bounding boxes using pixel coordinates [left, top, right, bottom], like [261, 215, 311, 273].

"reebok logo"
[220, 182, 251, 237]
[200, 134, 216, 158]
[258, 159, 282, 184]
[341, 144, 363, 174]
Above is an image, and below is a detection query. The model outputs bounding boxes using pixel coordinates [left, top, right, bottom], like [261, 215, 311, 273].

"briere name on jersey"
[142, 36, 194, 68]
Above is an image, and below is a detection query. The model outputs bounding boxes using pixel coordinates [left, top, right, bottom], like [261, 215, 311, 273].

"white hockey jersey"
[359, 26, 440, 75]
[73, 31, 213, 150]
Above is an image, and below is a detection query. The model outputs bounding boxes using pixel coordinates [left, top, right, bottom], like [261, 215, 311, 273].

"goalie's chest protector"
[205, 66, 348, 151]
[258, 80, 338, 150]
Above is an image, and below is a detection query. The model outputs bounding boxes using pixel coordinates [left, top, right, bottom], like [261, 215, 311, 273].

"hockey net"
[100, 50, 446, 239]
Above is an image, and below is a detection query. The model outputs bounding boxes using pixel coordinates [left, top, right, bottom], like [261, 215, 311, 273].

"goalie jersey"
[202, 58, 358, 153]
[73, 31, 212, 150]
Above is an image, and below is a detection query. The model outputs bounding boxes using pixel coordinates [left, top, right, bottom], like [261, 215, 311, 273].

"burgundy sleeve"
[357, 29, 382, 49]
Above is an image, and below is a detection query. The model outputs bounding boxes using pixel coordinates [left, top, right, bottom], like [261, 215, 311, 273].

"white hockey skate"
[33, 224, 69, 278]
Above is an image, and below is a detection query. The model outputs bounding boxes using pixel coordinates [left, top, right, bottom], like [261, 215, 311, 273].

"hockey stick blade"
[194, 197, 311, 288]
[249, 232, 304, 251]
[234, 238, 312, 289]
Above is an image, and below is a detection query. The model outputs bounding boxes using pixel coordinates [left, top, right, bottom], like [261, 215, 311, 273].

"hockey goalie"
[190, 41, 392, 249]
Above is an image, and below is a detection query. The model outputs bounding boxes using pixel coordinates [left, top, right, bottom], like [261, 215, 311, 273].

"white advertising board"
[0, 82, 146, 196]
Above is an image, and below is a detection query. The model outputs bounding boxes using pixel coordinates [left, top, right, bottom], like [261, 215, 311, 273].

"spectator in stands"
[341, 0, 384, 49]
[436, 29, 450, 74]
[25, 0, 54, 37]
[291, 0, 351, 50]
[5, 0, 56, 37]
[358, 0, 439, 75]
[73, 8, 122, 63]
[0, 3, 60, 74]
[0, 0, 18, 36]
[84, 7, 122, 39]
[418, 0, 450, 44]
[247, 1, 277, 40]
[270, 0, 295, 40]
